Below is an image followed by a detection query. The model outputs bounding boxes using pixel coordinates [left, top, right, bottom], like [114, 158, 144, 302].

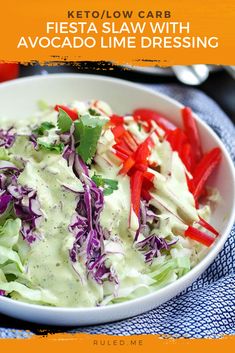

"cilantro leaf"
[103, 188, 116, 196]
[57, 108, 73, 133]
[103, 178, 118, 195]
[32, 122, 55, 136]
[103, 178, 119, 189]
[33, 121, 64, 154]
[38, 141, 64, 154]
[73, 120, 81, 143]
[79, 114, 105, 128]
[75, 114, 107, 163]
[56, 110, 107, 163]
[92, 173, 118, 196]
[91, 174, 105, 187]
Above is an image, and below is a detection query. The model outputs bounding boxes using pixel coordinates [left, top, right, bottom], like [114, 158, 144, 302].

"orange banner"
[0, 0, 234, 65]
[0, 333, 235, 353]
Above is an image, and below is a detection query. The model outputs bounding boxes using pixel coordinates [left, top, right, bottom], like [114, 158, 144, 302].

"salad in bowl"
[0, 97, 221, 308]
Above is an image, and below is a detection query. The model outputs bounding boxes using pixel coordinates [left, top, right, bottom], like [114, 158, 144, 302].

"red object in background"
[0, 63, 19, 82]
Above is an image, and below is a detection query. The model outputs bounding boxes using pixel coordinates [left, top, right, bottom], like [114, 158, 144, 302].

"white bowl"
[0, 74, 234, 326]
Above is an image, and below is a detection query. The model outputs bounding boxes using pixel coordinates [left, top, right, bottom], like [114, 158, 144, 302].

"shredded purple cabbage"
[0, 290, 5, 296]
[136, 235, 173, 264]
[62, 125, 89, 182]
[62, 132, 118, 285]
[135, 200, 177, 263]
[0, 193, 12, 214]
[0, 174, 7, 189]
[135, 201, 159, 241]
[29, 133, 38, 148]
[68, 174, 118, 285]
[0, 128, 16, 149]
[0, 160, 19, 171]
[0, 162, 42, 244]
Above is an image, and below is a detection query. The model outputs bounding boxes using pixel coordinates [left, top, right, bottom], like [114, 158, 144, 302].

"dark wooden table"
[19, 63, 235, 123]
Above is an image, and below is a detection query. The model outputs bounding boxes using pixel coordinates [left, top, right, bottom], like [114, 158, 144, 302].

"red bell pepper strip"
[113, 142, 133, 156]
[181, 143, 193, 172]
[141, 172, 154, 201]
[133, 109, 177, 132]
[114, 150, 129, 161]
[185, 226, 215, 247]
[129, 138, 152, 175]
[129, 136, 155, 214]
[130, 170, 144, 216]
[166, 130, 177, 150]
[119, 135, 153, 176]
[135, 139, 151, 165]
[123, 131, 138, 150]
[182, 107, 202, 163]
[166, 128, 187, 155]
[198, 217, 219, 237]
[110, 114, 124, 125]
[192, 147, 221, 201]
[111, 125, 126, 140]
[112, 125, 138, 155]
[54, 105, 78, 121]
[119, 156, 135, 175]
[144, 171, 154, 182]
[173, 129, 188, 155]
[141, 188, 152, 202]
[134, 163, 149, 173]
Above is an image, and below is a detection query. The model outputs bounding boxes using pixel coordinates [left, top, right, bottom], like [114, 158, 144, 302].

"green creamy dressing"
[91, 162, 154, 302]
[8, 136, 103, 306]
[150, 145, 199, 235]
[0, 103, 207, 307]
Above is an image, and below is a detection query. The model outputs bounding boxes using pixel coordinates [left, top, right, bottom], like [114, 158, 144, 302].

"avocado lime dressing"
[150, 151, 198, 230]
[92, 163, 132, 237]
[12, 135, 103, 306]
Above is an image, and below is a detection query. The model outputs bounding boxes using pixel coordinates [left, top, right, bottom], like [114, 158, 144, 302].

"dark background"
[19, 63, 235, 123]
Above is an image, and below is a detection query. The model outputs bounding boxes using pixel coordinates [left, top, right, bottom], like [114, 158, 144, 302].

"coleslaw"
[0, 99, 221, 307]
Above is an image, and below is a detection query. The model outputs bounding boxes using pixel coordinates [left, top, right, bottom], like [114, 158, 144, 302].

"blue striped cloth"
[0, 84, 234, 338]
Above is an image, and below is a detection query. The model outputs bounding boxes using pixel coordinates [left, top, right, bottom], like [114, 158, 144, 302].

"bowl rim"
[0, 73, 234, 315]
